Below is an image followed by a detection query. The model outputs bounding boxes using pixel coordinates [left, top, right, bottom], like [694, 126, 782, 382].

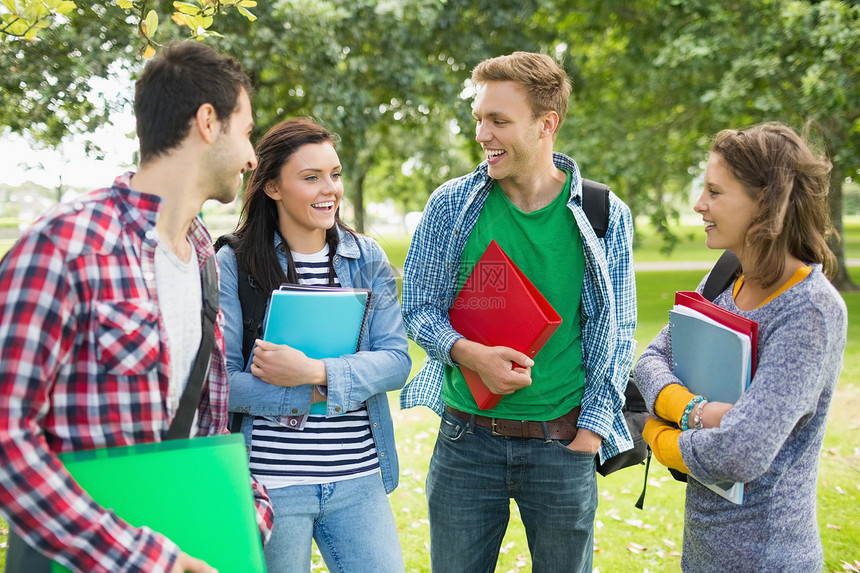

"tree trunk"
[827, 169, 857, 292]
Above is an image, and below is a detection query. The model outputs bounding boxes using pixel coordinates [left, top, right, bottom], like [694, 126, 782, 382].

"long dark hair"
[233, 117, 354, 295]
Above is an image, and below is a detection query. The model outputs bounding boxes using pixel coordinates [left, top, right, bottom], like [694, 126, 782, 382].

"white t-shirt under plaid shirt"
[248, 244, 380, 489]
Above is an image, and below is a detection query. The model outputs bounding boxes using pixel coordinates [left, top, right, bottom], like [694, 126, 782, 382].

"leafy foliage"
[1, 0, 257, 56]
[0, 0, 858, 278]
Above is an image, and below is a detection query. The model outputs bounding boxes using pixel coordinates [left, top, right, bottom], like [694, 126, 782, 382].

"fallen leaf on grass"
[627, 542, 647, 553]
[826, 523, 842, 530]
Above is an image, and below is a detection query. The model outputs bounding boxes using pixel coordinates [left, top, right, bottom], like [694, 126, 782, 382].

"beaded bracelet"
[693, 399, 709, 430]
[681, 395, 706, 431]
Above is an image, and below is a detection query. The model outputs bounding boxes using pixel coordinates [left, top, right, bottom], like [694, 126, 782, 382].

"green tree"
[219, 0, 544, 232]
[1, 0, 256, 147]
[549, 0, 860, 288]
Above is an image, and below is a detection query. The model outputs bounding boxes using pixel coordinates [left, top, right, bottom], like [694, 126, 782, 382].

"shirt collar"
[111, 171, 214, 263]
[271, 225, 361, 260]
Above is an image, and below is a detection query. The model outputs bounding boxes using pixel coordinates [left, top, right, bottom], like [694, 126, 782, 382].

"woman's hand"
[250, 339, 327, 388]
[700, 401, 733, 428]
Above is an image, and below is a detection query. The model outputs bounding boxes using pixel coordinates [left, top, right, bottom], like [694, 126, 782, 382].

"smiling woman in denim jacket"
[216, 117, 410, 573]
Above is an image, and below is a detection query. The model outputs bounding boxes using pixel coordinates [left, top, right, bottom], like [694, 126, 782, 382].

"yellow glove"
[643, 418, 689, 474]
[654, 383, 697, 426]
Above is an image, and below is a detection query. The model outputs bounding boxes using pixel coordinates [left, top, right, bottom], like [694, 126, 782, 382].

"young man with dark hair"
[0, 42, 272, 573]
[400, 51, 637, 572]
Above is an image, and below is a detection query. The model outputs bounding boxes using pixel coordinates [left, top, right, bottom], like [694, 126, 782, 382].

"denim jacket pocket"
[95, 300, 161, 376]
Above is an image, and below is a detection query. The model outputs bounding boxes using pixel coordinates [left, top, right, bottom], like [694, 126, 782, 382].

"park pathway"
[635, 258, 860, 271]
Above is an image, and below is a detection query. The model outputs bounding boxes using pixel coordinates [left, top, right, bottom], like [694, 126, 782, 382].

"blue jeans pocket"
[437, 410, 469, 442]
[549, 439, 599, 461]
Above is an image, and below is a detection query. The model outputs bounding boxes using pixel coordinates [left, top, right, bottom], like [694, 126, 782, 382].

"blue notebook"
[263, 284, 371, 359]
[51, 434, 266, 572]
[670, 307, 752, 504]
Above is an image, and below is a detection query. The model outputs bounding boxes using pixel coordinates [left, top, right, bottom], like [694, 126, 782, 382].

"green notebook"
[52, 434, 266, 572]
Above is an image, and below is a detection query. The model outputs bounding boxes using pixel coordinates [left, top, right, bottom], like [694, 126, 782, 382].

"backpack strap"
[214, 233, 268, 368]
[581, 178, 610, 239]
[702, 250, 741, 301]
[166, 254, 219, 440]
[215, 233, 269, 435]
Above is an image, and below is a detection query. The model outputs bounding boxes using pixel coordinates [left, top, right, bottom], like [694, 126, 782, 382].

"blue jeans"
[426, 409, 598, 573]
[264, 472, 405, 573]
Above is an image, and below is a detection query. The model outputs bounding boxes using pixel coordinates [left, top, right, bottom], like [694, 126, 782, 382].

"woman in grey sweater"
[633, 122, 847, 573]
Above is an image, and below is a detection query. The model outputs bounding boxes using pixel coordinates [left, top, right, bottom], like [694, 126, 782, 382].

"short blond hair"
[471, 52, 572, 128]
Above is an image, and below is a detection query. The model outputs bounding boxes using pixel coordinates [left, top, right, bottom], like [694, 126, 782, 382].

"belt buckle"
[490, 418, 503, 436]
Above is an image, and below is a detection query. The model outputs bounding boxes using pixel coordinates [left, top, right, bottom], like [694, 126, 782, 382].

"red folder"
[674, 291, 758, 377]
[448, 240, 562, 409]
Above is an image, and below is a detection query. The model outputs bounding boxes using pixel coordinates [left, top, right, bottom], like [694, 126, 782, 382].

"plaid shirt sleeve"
[577, 192, 638, 461]
[400, 175, 487, 413]
[0, 229, 182, 573]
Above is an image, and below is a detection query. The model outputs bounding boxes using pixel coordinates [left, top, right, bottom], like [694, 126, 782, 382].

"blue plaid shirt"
[400, 152, 637, 462]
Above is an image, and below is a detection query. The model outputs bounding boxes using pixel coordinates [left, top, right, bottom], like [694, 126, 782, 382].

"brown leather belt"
[446, 405, 580, 441]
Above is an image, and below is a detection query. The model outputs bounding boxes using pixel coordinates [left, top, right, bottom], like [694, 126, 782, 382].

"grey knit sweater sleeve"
[633, 266, 847, 572]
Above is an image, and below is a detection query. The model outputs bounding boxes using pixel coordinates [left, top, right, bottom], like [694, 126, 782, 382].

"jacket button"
[291, 409, 299, 414]
[335, 407, 342, 412]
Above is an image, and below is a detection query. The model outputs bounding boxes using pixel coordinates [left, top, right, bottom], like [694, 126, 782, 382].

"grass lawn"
[0, 225, 857, 572]
[387, 266, 860, 573]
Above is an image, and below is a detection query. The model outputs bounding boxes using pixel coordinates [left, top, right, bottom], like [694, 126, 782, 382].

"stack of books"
[670, 291, 758, 504]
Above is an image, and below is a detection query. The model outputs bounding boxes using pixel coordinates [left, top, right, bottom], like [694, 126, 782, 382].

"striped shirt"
[249, 245, 380, 489]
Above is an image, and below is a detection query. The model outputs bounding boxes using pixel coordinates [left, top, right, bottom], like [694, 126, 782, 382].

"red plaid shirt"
[0, 173, 273, 572]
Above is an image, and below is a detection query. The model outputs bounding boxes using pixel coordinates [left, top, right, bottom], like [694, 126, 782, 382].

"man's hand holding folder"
[449, 339, 534, 395]
[448, 240, 562, 409]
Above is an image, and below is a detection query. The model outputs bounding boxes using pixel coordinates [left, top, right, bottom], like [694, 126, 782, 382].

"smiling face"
[694, 152, 758, 255]
[265, 142, 343, 253]
[472, 80, 547, 183]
